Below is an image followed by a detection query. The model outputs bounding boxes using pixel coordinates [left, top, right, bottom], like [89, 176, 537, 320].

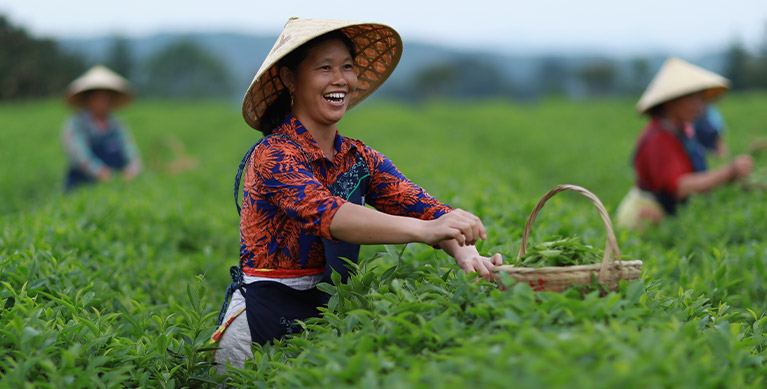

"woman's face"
[663, 92, 705, 124]
[285, 38, 358, 128]
[86, 90, 114, 117]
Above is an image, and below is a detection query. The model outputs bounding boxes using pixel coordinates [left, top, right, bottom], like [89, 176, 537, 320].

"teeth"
[324, 92, 345, 99]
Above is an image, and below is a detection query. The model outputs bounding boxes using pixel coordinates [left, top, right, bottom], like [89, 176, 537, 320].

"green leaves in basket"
[515, 236, 603, 268]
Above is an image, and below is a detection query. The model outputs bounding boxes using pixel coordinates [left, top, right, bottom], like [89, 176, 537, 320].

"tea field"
[1, 95, 766, 387]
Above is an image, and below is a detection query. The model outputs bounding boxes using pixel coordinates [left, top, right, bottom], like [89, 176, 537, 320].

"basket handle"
[517, 184, 622, 282]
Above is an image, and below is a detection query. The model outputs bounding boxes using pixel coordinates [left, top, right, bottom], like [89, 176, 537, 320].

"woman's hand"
[729, 155, 753, 180]
[96, 168, 112, 182]
[454, 252, 504, 282]
[420, 209, 487, 247]
[122, 163, 141, 181]
[678, 154, 755, 198]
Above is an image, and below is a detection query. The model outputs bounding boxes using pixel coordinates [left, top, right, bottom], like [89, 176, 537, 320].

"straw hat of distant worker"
[242, 17, 402, 132]
[616, 57, 753, 231]
[636, 57, 730, 114]
[65, 65, 132, 108]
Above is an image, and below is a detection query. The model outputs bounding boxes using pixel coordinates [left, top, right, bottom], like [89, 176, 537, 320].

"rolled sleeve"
[252, 140, 345, 240]
[114, 121, 141, 167]
[61, 117, 106, 177]
[361, 146, 452, 220]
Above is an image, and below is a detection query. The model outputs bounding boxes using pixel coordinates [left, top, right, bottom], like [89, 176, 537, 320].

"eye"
[343, 64, 354, 70]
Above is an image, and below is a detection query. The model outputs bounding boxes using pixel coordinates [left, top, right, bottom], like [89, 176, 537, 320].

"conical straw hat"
[242, 17, 402, 130]
[65, 65, 132, 108]
[636, 57, 730, 114]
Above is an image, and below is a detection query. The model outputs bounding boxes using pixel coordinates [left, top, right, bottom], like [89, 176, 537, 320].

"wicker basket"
[493, 184, 642, 292]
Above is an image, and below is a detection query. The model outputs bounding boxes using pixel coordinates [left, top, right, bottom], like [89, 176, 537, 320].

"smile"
[323, 92, 346, 104]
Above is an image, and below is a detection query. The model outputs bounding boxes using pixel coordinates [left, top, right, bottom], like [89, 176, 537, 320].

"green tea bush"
[1, 95, 766, 387]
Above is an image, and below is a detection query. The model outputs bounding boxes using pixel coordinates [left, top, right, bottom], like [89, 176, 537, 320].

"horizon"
[54, 28, 749, 60]
[2, 0, 766, 58]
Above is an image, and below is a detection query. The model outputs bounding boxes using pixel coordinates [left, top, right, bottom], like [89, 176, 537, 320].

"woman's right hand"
[730, 155, 754, 180]
[97, 168, 112, 182]
[419, 209, 487, 247]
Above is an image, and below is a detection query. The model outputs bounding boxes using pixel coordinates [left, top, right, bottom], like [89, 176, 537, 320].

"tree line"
[0, 15, 234, 101]
[2, 13, 766, 102]
[395, 30, 767, 102]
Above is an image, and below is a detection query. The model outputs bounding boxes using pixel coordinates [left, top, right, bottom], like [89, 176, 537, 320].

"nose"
[331, 68, 348, 86]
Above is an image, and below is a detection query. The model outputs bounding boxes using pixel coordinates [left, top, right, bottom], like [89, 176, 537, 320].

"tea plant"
[1, 95, 766, 387]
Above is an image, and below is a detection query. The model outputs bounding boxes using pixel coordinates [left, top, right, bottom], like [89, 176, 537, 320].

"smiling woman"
[211, 17, 503, 375]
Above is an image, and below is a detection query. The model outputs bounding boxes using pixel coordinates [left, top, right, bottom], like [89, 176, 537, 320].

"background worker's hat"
[65, 65, 132, 108]
[636, 57, 730, 114]
[242, 17, 402, 130]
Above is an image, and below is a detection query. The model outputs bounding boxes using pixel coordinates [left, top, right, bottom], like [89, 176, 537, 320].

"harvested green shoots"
[515, 236, 603, 267]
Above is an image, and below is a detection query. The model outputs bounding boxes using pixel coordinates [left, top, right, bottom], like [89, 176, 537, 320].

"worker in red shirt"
[617, 57, 753, 230]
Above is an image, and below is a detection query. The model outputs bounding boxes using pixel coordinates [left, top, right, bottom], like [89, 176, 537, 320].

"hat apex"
[242, 17, 402, 131]
[636, 57, 729, 114]
[65, 65, 132, 108]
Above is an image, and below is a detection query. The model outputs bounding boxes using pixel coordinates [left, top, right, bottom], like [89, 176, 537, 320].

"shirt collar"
[274, 114, 355, 161]
[652, 117, 695, 138]
[79, 110, 114, 132]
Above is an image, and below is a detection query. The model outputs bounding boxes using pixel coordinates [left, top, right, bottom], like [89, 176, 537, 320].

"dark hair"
[647, 103, 665, 118]
[258, 30, 356, 134]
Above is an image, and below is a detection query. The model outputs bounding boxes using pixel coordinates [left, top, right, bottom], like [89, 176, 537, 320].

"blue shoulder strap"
[233, 134, 314, 215]
[220, 133, 314, 325]
[233, 142, 260, 216]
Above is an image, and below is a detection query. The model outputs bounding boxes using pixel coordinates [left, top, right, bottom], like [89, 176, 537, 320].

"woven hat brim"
[636, 57, 730, 114]
[65, 65, 132, 108]
[66, 90, 133, 108]
[242, 19, 402, 130]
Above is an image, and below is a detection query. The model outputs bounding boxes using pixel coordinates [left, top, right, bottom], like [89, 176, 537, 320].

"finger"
[457, 211, 486, 242]
[452, 218, 474, 246]
[475, 260, 493, 281]
[491, 253, 503, 266]
[466, 213, 487, 241]
[467, 216, 483, 245]
[452, 228, 466, 246]
[460, 222, 477, 246]
[468, 219, 481, 245]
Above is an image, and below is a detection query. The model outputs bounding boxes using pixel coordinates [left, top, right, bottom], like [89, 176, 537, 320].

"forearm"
[62, 126, 106, 177]
[121, 132, 142, 169]
[329, 202, 424, 244]
[676, 165, 734, 199]
[438, 239, 479, 261]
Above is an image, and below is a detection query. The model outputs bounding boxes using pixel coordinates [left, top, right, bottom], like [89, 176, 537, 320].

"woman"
[616, 57, 753, 230]
[213, 18, 502, 372]
[62, 65, 141, 192]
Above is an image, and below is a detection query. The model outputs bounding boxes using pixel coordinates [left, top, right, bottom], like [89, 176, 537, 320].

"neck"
[657, 116, 686, 133]
[294, 112, 337, 158]
[87, 111, 109, 130]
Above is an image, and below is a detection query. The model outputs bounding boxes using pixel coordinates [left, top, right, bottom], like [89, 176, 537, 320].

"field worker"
[61, 65, 142, 192]
[616, 57, 753, 230]
[693, 103, 729, 158]
[212, 17, 502, 373]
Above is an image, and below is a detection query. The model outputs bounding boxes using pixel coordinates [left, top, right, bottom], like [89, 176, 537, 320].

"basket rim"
[492, 259, 643, 275]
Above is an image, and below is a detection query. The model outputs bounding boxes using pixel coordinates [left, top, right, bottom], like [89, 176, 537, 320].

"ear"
[279, 67, 295, 94]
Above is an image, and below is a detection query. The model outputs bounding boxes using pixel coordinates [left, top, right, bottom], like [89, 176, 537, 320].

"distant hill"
[59, 32, 728, 101]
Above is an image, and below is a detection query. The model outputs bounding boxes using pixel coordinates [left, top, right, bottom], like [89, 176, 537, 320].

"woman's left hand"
[454, 253, 503, 282]
[122, 163, 141, 181]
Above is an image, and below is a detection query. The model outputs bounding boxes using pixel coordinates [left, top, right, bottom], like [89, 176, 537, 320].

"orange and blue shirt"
[239, 115, 452, 278]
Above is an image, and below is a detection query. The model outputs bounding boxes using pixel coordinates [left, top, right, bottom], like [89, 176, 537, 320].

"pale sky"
[1, 0, 766, 55]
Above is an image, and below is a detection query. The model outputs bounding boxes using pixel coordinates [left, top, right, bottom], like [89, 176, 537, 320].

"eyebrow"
[314, 55, 354, 65]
